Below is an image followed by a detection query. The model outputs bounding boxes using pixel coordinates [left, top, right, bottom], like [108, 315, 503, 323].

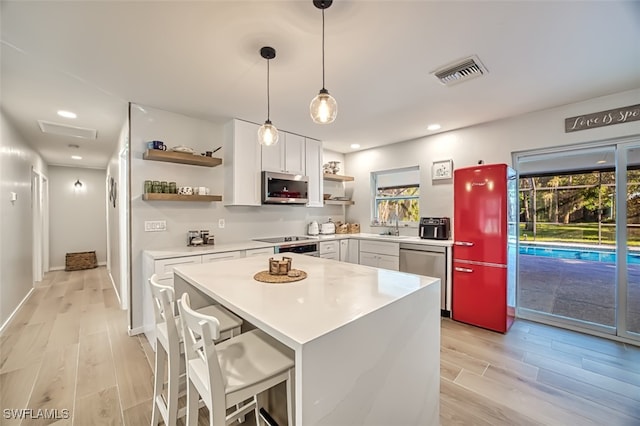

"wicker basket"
[335, 223, 349, 234]
[65, 251, 98, 271]
[348, 223, 360, 234]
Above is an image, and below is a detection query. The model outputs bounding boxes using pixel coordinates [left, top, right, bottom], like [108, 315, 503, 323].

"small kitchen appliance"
[320, 218, 336, 235]
[262, 171, 309, 204]
[308, 221, 319, 236]
[419, 217, 451, 240]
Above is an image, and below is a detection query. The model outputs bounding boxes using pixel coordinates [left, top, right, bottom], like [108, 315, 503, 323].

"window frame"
[370, 166, 420, 226]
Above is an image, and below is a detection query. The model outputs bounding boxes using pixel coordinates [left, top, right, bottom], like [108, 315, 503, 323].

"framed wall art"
[432, 159, 453, 181]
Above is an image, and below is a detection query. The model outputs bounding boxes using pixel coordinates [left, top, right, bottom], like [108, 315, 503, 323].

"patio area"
[519, 254, 640, 333]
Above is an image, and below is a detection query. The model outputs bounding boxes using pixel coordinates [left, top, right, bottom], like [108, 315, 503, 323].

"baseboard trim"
[0, 288, 35, 334]
[128, 326, 145, 336]
[50, 261, 107, 272]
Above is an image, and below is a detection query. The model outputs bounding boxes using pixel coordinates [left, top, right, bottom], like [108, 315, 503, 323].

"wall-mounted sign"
[432, 159, 453, 181]
[565, 104, 640, 133]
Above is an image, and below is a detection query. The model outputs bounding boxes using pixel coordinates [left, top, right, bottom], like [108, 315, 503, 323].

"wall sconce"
[74, 179, 83, 188]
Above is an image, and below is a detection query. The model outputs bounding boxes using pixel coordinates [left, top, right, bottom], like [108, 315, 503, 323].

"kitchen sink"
[375, 235, 416, 240]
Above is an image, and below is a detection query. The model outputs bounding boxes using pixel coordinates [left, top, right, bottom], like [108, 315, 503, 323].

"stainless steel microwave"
[262, 171, 309, 204]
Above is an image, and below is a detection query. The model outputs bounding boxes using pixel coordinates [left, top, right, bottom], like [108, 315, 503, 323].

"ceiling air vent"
[38, 120, 97, 139]
[432, 55, 487, 86]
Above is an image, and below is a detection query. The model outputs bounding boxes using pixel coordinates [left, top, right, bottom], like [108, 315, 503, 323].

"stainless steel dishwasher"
[399, 243, 447, 313]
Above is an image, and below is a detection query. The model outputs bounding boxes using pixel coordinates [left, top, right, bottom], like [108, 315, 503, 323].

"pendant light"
[310, 0, 337, 124]
[257, 46, 279, 146]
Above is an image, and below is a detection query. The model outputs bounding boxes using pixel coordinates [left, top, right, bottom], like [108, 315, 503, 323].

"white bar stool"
[148, 274, 243, 426]
[178, 293, 295, 426]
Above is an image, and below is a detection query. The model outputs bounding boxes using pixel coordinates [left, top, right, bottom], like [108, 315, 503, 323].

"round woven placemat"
[253, 269, 307, 284]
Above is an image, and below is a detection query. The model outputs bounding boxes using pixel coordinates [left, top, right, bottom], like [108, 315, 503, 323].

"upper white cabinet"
[305, 138, 323, 207]
[261, 132, 305, 175]
[224, 119, 262, 206]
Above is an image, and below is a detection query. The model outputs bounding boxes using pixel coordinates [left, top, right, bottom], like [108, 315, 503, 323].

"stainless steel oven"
[276, 241, 319, 257]
[253, 236, 319, 257]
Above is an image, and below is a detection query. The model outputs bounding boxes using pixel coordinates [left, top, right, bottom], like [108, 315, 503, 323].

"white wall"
[106, 117, 129, 307]
[129, 104, 346, 331]
[48, 166, 107, 269]
[345, 89, 640, 234]
[0, 110, 48, 327]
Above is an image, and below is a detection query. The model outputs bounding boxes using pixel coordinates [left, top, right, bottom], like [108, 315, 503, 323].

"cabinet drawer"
[155, 256, 202, 280]
[377, 254, 399, 271]
[319, 240, 339, 255]
[245, 247, 274, 257]
[359, 240, 399, 256]
[202, 251, 242, 263]
[320, 252, 339, 260]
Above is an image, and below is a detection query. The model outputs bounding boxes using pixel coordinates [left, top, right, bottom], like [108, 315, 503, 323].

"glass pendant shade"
[310, 89, 337, 124]
[258, 120, 279, 146]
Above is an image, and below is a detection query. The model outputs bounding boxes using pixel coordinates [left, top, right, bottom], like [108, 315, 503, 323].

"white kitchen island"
[173, 253, 440, 426]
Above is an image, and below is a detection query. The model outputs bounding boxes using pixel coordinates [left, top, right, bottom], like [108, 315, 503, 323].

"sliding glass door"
[622, 145, 640, 339]
[515, 139, 640, 343]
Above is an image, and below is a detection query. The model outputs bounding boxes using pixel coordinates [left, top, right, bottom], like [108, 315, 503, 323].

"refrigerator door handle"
[454, 241, 474, 246]
[454, 266, 473, 273]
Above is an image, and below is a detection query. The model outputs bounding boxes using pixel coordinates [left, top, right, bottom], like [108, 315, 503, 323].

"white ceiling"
[2, 1, 640, 169]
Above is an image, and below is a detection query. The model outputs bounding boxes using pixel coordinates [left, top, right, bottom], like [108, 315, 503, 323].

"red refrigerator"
[452, 163, 517, 333]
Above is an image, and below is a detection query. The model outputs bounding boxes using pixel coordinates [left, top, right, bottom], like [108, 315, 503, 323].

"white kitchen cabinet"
[359, 240, 399, 271]
[340, 239, 359, 264]
[224, 119, 262, 206]
[320, 252, 339, 260]
[305, 138, 323, 207]
[154, 255, 202, 282]
[245, 247, 274, 257]
[261, 132, 305, 175]
[202, 251, 242, 263]
[320, 240, 340, 260]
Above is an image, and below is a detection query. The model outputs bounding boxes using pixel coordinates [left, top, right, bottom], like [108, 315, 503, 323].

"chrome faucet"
[389, 213, 400, 236]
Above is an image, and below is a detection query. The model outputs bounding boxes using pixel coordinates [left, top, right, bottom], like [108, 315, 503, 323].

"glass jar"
[144, 180, 153, 193]
[169, 181, 177, 194]
[152, 181, 161, 193]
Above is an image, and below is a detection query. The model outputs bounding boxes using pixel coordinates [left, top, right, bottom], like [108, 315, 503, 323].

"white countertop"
[144, 233, 452, 260]
[143, 240, 276, 259]
[173, 253, 439, 349]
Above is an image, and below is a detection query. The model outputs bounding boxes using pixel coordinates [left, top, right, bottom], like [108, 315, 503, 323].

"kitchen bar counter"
[173, 253, 440, 425]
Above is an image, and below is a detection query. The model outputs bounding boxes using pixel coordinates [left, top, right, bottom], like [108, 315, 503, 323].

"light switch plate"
[218, 219, 225, 229]
[145, 220, 166, 232]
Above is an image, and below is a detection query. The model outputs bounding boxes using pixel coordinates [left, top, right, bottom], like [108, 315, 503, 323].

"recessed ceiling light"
[57, 110, 77, 119]
[71, 155, 82, 160]
[427, 124, 441, 131]
[350, 144, 360, 149]
[597, 160, 606, 164]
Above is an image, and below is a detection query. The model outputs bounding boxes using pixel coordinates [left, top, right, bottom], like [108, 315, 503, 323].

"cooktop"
[254, 236, 313, 244]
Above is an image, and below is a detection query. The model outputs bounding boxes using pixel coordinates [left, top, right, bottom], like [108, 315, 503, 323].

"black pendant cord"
[321, 8, 326, 91]
[266, 58, 271, 122]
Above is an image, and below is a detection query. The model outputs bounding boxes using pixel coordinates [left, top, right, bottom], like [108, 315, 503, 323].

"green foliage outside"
[376, 186, 420, 223]
[519, 170, 640, 246]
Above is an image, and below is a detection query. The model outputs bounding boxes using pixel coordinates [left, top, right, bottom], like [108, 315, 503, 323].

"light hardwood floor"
[1, 267, 639, 425]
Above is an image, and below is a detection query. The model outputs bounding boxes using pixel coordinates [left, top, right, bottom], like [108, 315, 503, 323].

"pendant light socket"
[258, 46, 279, 146]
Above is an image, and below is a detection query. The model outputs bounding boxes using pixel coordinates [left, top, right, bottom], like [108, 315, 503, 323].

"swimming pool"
[519, 244, 640, 265]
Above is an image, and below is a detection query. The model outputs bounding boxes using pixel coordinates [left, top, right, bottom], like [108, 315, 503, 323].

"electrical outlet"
[218, 219, 225, 229]
[144, 220, 166, 232]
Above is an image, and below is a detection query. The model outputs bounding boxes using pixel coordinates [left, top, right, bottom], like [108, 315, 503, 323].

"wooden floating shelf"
[142, 193, 222, 202]
[323, 173, 354, 182]
[143, 149, 222, 167]
[324, 200, 355, 206]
